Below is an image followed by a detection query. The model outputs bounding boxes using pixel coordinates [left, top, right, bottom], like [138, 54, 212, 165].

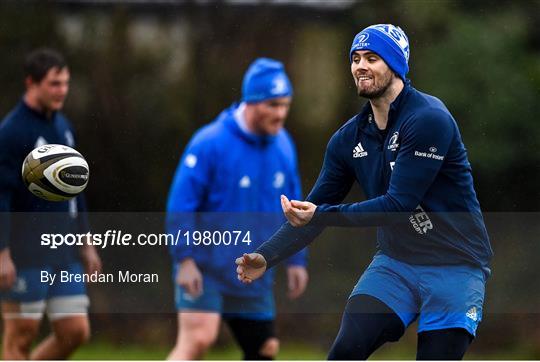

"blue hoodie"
[167, 103, 306, 297]
[257, 84, 493, 272]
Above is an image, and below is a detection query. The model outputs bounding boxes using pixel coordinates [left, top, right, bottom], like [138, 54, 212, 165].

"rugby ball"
[21, 144, 89, 201]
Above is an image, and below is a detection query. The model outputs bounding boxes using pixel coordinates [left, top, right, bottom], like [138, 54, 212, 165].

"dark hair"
[24, 48, 67, 83]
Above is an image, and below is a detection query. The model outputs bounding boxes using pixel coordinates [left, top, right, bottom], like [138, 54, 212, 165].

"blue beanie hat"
[349, 24, 410, 81]
[242, 58, 293, 103]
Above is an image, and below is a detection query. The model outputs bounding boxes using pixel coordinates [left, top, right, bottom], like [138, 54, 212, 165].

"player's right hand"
[236, 253, 267, 284]
[0, 248, 17, 290]
[177, 258, 203, 297]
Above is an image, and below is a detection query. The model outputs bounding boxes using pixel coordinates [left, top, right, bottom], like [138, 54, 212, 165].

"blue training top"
[257, 83, 493, 271]
[167, 103, 307, 297]
[0, 100, 88, 267]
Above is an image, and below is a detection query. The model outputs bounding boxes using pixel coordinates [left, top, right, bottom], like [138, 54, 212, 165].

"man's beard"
[38, 96, 63, 113]
[357, 71, 393, 99]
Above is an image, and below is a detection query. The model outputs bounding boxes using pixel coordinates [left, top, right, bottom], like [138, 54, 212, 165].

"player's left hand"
[80, 244, 102, 275]
[286, 265, 309, 299]
[236, 253, 267, 283]
[0, 249, 16, 290]
[281, 195, 316, 227]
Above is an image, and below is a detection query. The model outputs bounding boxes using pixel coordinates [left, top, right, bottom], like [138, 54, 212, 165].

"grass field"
[69, 340, 540, 360]
[71, 342, 327, 360]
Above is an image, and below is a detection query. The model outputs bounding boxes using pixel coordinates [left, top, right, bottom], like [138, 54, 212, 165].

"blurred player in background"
[166, 58, 308, 360]
[0, 48, 101, 359]
[237, 25, 493, 360]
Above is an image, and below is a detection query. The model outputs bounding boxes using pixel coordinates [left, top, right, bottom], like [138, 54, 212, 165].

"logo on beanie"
[271, 76, 288, 95]
[369, 24, 409, 61]
[353, 33, 370, 48]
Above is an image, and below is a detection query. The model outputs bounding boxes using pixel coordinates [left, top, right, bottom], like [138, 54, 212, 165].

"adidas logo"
[466, 307, 478, 321]
[353, 142, 368, 158]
